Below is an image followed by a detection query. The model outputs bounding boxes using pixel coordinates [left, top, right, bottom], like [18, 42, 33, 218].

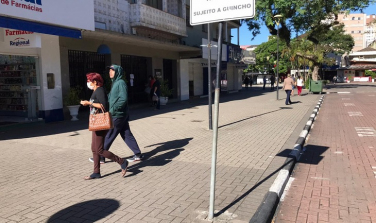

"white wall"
[39, 35, 62, 111]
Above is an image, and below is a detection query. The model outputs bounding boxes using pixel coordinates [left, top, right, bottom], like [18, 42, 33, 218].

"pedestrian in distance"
[149, 75, 156, 106]
[282, 74, 295, 105]
[243, 77, 249, 89]
[296, 76, 304, 96]
[89, 65, 144, 164]
[152, 76, 161, 110]
[270, 75, 275, 90]
[333, 76, 337, 85]
[81, 72, 128, 179]
[291, 75, 295, 96]
[263, 75, 266, 90]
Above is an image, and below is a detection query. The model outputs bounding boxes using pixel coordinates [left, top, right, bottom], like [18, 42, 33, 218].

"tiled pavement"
[0, 86, 320, 223]
[275, 83, 376, 223]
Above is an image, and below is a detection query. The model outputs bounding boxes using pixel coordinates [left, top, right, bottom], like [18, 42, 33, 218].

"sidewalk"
[0, 88, 320, 223]
[274, 83, 376, 223]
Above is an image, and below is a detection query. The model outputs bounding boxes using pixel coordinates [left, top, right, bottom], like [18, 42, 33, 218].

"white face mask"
[87, 82, 94, 90]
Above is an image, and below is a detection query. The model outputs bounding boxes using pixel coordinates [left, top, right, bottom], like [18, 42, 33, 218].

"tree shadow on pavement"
[101, 138, 193, 178]
[46, 199, 119, 222]
[214, 159, 293, 217]
[0, 86, 287, 139]
[215, 144, 329, 218]
[219, 107, 292, 129]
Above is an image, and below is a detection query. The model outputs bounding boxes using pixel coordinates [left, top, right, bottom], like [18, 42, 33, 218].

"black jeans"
[285, 90, 292, 105]
[104, 116, 141, 155]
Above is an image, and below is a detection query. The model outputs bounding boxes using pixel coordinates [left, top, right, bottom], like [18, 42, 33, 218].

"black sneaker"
[89, 158, 105, 164]
[126, 154, 144, 162]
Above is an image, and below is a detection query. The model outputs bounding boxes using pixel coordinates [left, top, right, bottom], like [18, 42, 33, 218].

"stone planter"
[159, 97, 168, 105]
[67, 105, 80, 121]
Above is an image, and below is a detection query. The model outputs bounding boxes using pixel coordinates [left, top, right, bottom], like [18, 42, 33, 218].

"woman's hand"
[80, 100, 90, 106]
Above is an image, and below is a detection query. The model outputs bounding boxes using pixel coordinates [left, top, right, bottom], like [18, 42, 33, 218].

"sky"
[231, 3, 376, 46]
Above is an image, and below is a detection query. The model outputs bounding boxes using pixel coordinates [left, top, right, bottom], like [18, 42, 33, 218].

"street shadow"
[275, 145, 328, 165]
[219, 107, 292, 129]
[46, 199, 119, 223]
[214, 159, 293, 217]
[101, 138, 192, 178]
[215, 144, 329, 217]
[290, 101, 302, 104]
[297, 144, 329, 165]
[0, 85, 295, 140]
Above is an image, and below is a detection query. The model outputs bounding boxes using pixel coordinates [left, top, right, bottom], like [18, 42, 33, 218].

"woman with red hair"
[80, 72, 128, 179]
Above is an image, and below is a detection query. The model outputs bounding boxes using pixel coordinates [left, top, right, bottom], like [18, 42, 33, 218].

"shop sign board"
[0, 0, 94, 31]
[202, 38, 227, 62]
[190, 0, 255, 25]
[241, 50, 256, 64]
[4, 29, 41, 48]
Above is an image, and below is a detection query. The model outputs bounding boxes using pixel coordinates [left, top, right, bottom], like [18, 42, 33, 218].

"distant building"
[337, 13, 376, 52]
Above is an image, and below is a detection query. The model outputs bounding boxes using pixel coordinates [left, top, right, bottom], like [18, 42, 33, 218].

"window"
[145, 0, 162, 10]
[352, 17, 355, 20]
[358, 17, 361, 20]
[351, 31, 354, 33]
[358, 30, 362, 33]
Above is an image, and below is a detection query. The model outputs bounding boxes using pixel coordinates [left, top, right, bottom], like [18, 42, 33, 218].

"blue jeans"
[104, 116, 141, 155]
[285, 90, 292, 105]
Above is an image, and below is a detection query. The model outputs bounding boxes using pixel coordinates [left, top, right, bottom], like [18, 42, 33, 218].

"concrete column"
[39, 34, 64, 122]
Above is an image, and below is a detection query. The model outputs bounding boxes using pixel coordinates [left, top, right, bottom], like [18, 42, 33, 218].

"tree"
[244, 37, 290, 75]
[245, 0, 371, 79]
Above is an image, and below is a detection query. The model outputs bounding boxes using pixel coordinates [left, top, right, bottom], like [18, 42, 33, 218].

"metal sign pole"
[208, 23, 213, 130]
[208, 21, 223, 221]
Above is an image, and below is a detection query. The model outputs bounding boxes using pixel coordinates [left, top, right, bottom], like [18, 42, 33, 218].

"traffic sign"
[190, 0, 255, 25]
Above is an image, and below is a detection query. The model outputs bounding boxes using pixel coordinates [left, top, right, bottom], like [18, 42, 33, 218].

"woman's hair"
[86, 73, 104, 87]
[298, 76, 301, 79]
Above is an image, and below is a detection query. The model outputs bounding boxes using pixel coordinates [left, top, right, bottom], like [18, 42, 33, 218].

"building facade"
[0, 0, 243, 123]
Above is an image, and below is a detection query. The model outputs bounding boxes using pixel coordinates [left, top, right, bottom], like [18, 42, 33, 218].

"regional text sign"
[190, 0, 255, 25]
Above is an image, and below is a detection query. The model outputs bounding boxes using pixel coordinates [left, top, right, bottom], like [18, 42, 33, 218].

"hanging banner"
[4, 29, 41, 48]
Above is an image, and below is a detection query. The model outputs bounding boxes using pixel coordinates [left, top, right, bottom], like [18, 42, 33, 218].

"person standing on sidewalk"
[282, 74, 295, 105]
[270, 75, 275, 90]
[81, 73, 128, 179]
[89, 65, 144, 164]
[263, 75, 266, 90]
[152, 76, 161, 110]
[149, 75, 156, 106]
[296, 76, 303, 96]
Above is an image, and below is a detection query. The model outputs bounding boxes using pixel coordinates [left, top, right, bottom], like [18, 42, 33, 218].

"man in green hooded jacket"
[90, 64, 144, 163]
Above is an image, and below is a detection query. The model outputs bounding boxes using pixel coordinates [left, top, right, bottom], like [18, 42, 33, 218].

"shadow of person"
[290, 101, 302, 104]
[47, 199, 119, 222]
[101, 138, 192, 178]
[125, 148, 184, 177]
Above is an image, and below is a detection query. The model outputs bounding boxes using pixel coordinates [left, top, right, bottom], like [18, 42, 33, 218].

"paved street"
[0, 86, 319, 223]
[275, 83, 376, 223]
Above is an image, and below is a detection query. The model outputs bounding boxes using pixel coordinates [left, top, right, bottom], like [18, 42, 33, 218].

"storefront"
[0, 55, 38, 119]
[0, 0, 94, 122]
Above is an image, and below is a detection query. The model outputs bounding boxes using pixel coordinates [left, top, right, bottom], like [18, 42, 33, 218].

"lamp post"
[274, 14, 282, 100]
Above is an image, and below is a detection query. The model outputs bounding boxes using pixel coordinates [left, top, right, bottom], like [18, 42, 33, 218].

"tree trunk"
[312, 66, 319, 81]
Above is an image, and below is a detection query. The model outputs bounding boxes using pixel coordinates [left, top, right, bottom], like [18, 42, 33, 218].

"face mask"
[87, 82, 94, 90]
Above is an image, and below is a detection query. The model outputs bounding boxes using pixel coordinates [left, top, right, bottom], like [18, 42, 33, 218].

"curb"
[249, 95, 325, 223]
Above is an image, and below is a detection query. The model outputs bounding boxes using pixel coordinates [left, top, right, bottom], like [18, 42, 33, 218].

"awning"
[0, 16, 82, 39]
